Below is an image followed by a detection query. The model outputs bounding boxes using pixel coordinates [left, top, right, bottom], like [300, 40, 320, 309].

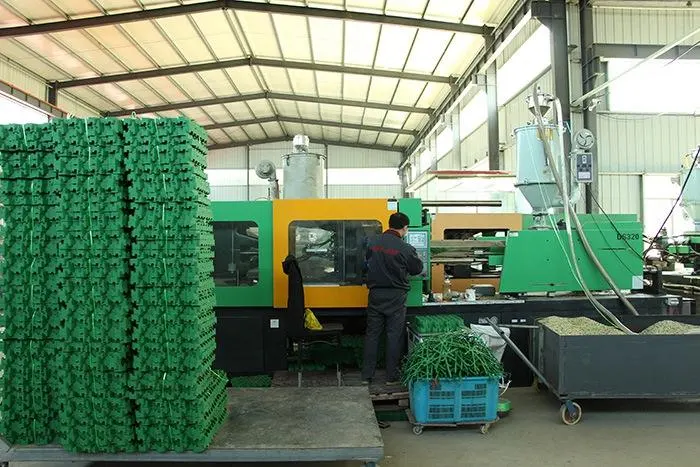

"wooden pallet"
[272, 370, 409, 407]
[272, 370, 341, 388]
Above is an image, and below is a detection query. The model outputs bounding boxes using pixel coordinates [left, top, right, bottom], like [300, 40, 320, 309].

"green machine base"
[498, 214, 643, 294]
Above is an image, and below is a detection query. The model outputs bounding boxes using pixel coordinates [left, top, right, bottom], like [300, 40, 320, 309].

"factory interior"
[0, 0, 699, 466]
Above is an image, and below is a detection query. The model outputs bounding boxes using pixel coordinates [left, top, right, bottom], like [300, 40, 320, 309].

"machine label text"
[616, 233, 640, 241]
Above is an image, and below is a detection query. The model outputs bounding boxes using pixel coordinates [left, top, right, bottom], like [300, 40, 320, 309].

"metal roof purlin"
[104, 91, 433, 116]
[404, 0, 532, 159]
[54, 57, 454, 89]
[204, 116, 417, 136]
[208, 137, 402, 153]
[0, 0, 493, 38]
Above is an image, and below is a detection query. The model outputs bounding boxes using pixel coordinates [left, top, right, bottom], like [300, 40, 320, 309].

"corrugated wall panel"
[596, 114, 700, 172]
[0, 58, 46, 100]
[209, 185, 248, 201]
[598, 174, 642, 218]
[327, 145, 401, 168]
[57, 93, 100, 117]
[437, 150, 453, 170]
[208, 147, 247, 169]
[497, 19, 543, 67]
[327, 184, 401, 199]
[593, 8, 700, 45]
[461, 122, 488, 168]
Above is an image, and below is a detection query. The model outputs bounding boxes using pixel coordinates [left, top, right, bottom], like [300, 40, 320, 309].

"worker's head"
[389, 212, 410, 237]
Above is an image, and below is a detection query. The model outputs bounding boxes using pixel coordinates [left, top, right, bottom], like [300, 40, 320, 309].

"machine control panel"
[575, 152, 593, 183]
[405, 230, 429, 277]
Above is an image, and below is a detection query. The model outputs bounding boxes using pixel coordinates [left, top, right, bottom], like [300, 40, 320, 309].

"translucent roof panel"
[287, 69, 317, 96]
[0, 0, 519, 150]
[224, 68, 262, 94]
[315, 71, 342, 97]
[344, 22, 381, 67]
[119, 22, 185, 67]
[404, 29, 454, 73]
[190, 11, 244, 60]
[340, 106, 365, 125]
[295, 101, 322, 120]
[342, 75, 371, 101]
[374, 25, 417, 71]
[362, 109, 388, 127]
[272, 15, 313, 62]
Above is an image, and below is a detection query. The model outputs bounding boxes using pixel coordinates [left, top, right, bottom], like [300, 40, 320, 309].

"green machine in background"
[429, 213, 644, 295]
[497, 214, 643, 293]
[212, 201, 273, 307]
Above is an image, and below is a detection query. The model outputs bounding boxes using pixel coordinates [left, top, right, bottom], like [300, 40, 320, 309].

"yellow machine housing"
[273, 198, 399, 309]
[431, 213, 522, 293]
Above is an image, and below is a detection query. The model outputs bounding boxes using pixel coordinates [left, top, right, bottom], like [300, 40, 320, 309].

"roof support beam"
[208, 137, 402, 153]
[105, 91, 432, 117]
[591, 43, 700, 61]
[205, 116, 417, 136]
[0, 0, 492, 38]
[404, 0, 532, 158]
[55, 57, 453, 89]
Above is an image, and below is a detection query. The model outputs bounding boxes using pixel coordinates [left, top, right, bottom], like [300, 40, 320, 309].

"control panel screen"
[405, 231, 429, 277]
[576, 153, 593, 183]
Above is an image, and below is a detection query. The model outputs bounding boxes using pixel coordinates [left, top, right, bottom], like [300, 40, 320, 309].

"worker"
[362, 212, 423, 385]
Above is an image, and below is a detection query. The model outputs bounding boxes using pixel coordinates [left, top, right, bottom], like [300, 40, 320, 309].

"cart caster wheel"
[560, 402, 582, 425]
[412, 425, 424, 435]
[479, 424, 490, 434]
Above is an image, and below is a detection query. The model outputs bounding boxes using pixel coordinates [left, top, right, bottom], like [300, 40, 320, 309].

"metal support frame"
[532, 0, 572, 191]
[55, 57, 453, 89]
[0, 80, 66, 119]
[324, 143, 329, 198]
[208, 136, 401, 153]
[580, 1, 599, 213]
[404, 0, 532, 160]
[205, 116, 417, 136]
[105, 91, 431, 117]
[485, 54, 499, 170]
[591, 43, 700, 61]
[0, 0, 492, 38]
[47, 82, 58, 106]
[451, 107, 461, 170]
[245, 145, 251, 201]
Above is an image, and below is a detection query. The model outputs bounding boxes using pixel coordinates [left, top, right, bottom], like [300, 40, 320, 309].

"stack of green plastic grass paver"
[0, 117, 227, 454]
[51, 118, 135, 452]
[0, 123, 59, 445]
[124, 117, 226, 453]
[412, 315, 466, 334]
[230, 375, 273, 388]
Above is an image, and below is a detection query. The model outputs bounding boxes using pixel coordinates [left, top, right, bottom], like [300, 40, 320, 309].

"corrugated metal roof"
[0, 0, 518, 151]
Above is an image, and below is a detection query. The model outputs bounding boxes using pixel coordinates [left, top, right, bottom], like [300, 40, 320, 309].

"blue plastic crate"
[409, 376, 500, 425]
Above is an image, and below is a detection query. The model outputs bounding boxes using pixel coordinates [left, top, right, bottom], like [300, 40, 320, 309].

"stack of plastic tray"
[412, 315, 466, 334]
[0, 123, 59, 445]
[51, 118, 135, 452]
[125, 118, 226, 453]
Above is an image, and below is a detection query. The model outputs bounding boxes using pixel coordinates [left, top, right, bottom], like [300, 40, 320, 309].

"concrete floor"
[11, 387, 700, 467]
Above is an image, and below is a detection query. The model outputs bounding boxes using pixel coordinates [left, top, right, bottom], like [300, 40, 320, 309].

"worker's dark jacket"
[365, 230, 424, 291]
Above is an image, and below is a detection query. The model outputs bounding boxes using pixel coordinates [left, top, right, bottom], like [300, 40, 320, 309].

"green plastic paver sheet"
[0, 118, 226, 454]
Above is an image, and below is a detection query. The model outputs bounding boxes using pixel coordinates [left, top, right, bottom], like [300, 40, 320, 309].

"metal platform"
[0, 387, 383, 466]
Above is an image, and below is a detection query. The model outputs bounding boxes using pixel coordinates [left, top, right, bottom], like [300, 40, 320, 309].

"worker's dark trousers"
[362, 288, 407, 381]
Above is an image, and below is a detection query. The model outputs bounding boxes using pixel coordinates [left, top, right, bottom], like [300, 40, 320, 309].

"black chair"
[282, 254, 344, 387]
